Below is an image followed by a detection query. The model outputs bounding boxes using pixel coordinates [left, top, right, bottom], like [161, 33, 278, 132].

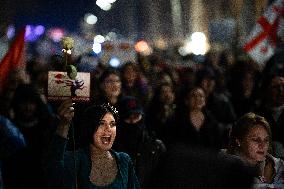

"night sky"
[13, 0, 94, 32]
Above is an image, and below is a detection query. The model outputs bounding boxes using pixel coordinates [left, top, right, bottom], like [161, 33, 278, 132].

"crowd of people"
[0, 37, 284, 188]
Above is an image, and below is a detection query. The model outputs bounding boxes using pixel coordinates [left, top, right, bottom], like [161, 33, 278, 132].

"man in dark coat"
[113, 96, 166, 188]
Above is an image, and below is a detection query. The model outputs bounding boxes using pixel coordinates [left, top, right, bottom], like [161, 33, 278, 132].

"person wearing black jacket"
[113, 96, 166, 188]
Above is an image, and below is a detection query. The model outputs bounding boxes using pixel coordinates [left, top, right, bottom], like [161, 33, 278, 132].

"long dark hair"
[80, 103, 119, 147]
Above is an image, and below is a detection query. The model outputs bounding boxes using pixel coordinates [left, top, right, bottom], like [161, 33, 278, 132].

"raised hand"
[56, 98, 75, 138]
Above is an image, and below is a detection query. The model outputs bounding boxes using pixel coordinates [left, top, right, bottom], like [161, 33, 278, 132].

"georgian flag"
[243, 0, 284, 64]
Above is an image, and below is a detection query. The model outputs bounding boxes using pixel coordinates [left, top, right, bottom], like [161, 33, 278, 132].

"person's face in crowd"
[169, 69, 180, 85]
[124, 112, 142, 124]
[227, 52, 235, 67]
[201, 77, 215, 96]
[16, 101, 38, 122]
[11, 69, 31, 86]
[160, 73, 173, 86]
[123, 65, 137, 86]
[160, 85, 175, 105]
[92, 112, 117, 151]
[242, 72, 254, 97]
[239, 125, 269, 165]
[210, 52, 220, 68]
[102, 74, 121, 98]
[187, 87, 206, 111]
[268, 76, 284, 106]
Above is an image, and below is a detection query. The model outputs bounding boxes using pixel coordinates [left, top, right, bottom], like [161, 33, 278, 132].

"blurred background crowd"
[0, 0, 284, 188]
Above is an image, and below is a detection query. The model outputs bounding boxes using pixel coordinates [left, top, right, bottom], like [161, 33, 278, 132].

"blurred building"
[0, 0, 271, 52]
[110, 0, 269, 50]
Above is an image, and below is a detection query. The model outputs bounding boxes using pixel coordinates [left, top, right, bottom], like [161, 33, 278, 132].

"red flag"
[243, 0, 284, 64]
[0, 28, 26, 92]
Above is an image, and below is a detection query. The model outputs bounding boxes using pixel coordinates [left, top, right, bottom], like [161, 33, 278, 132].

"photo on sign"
[47, 71, 90, 102]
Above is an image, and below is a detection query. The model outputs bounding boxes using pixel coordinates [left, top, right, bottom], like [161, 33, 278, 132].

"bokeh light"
[7, 25, 15, 39]
[179, 32, 210, 56]
[34, 25, 45, 36]
[190, 32, 209, 55]
[48, 28, 65, 42]
[25, 25, 45, 42]
[84, 13, 98, 25]
[109, 57, 121, 67]
[96, 0, 112, 11]
[134, 40, 152, 56]
[93, 42, 102, 54]
[94, 35, 105, 43]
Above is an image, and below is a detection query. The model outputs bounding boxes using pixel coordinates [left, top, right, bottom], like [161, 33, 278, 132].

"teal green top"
[44, 135, 141, 189]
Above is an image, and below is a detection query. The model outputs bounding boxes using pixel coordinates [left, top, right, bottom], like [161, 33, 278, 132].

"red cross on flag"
[243, 0, 284, 64]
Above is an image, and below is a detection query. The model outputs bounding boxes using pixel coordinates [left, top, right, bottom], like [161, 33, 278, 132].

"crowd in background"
[0, 36, 284, 188]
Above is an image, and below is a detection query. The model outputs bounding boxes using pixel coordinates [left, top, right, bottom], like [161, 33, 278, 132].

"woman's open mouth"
[101, 136, 111, 144]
